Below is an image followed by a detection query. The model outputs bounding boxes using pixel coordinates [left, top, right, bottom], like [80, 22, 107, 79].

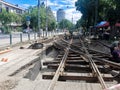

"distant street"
[0, 31, 64, 48]
[0, 33, 35, 48]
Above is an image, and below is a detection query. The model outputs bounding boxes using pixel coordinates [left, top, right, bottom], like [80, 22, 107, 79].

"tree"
[0, 9, 22, 33]
[22, 5, 56, 32]
[75, 0, 120, 39]
[46, 7, 56, 31]
[0, 9, 12, 25]
[58, 19, 73, 30]
[75, 0, 96, 28]
[75, 17, 86, 28]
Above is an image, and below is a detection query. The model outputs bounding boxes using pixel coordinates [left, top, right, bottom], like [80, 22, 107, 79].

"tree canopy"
[0, 9, 21, 25]
[22, 5, 56, 32]
[58, 19, 73, 30]
[75, 0, 120, 28]
[0, 9, 22, 33]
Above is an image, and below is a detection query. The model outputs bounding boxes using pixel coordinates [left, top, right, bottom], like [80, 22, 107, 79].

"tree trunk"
[110, 25, 116, 40]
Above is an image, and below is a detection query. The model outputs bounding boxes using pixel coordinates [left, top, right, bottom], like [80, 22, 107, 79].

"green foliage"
[58, 19, 73, 30]
[75, 0, 120, 28]
[0, 9, 22, 33]
[47, 7, 56, 31]
[0, 9, 12, 25]
[0, 9, 22, 25]
[75, 0, 120, 39]
[75, 0, 96, 28]
[22, 6, 56, 32]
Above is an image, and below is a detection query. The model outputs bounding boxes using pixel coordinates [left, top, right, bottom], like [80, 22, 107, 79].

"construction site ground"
[0, 36, 119, 90]
[0, 37, 55, 90]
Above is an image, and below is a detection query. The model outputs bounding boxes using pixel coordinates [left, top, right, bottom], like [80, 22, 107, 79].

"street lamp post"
[62, 19, 64, 31]
[38, 0, 41, 38]
[45, 0, 48, 37]
[72, 15, 73, 24]
[72, 15, 74, 30]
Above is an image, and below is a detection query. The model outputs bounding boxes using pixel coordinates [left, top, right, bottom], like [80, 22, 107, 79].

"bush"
[2, 26, 11, 34]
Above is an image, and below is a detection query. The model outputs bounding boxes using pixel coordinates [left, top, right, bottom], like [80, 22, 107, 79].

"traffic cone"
[1, 58, 8, 62]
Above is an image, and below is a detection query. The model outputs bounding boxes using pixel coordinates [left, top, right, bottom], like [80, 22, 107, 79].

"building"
[0, 0, 24, 14]
[57, 9, 65, 23]
[0, 0, 25, 33]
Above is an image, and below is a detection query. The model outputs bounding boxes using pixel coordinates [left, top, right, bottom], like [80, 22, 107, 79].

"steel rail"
[54, 41, 120, 69]
[61, 39, 110, 56]
[48, 39, 73, 90]
[54, 39, 107, 89]
[79, 38, 107, 89]
[54, 40, 107, 88]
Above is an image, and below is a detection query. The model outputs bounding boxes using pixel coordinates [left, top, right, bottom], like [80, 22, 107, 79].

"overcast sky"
[5, 0, 82, 24]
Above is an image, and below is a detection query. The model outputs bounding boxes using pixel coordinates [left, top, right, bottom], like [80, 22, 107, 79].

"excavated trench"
[24, 46, 58, 80]
[9, 38, 111, 82]
[9, 45, 58, 81]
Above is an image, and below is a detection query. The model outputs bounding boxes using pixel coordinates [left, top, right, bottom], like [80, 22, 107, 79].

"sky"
[4, 0, 82, 24]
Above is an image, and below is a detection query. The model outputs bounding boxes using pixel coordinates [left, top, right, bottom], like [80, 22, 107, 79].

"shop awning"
[115, 23, 120, 27]
[96, 21, 109, 28]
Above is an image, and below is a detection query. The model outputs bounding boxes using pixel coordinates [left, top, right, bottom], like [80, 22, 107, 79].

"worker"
[64, 32, 67, 40]
[110, 40, 120, 54]
[69, 30, 73, 39]
[112, 43, 120, 63]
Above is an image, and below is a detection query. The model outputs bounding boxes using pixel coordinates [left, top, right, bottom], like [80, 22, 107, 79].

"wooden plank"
[48, 64, 89, 69]
[47, 64, 111, 73]
[43, 60, 103, 65]
[42, 72, 113, 82]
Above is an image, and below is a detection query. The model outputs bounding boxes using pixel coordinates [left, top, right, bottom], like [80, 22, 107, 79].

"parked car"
[23, 29, 32, 33]
[0, 29, 2, 34]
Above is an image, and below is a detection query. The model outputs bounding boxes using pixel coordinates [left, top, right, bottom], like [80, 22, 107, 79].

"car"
[23, 29, 32, 33]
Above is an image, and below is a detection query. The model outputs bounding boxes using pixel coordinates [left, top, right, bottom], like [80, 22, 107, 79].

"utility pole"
[72, 15, 73, 24]
[45, 0, 48, 37]
[72, 15, 74, 30]
[62, 19, 64, 31]
[38, 0, 41, 38]
[95, 0, 98, 25]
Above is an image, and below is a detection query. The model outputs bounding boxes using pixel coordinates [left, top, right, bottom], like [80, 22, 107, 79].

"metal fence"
[0, 30, 64, 48]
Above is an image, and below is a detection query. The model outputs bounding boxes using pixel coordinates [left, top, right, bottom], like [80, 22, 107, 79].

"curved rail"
[48, 39, 73, 90]
[79, 38, 107, 89]
[44, 37, 120, 90]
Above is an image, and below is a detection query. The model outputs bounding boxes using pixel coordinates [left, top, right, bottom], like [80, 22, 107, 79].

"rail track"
[42, 37, 120, 90]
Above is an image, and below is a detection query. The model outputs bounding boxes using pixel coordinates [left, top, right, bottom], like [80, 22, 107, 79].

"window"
[6, 7, 9, 12]
[0, 8, 2, 13]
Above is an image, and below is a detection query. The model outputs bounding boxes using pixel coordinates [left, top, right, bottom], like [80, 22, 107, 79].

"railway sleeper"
[47, 64, 112, 74]
[42, 72, 114, 83]
[43, 60, 103, 65]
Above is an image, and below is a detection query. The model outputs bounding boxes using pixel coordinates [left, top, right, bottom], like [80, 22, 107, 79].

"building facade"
[57, 9, 65, 23]
[0, 0, 24, 14]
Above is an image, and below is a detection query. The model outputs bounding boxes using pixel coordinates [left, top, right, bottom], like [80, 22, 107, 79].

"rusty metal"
[54, 40, 120, 69]
[43, 37, 120, 90]
[79, 39, 107, 89]
[48, 39, 73, 90]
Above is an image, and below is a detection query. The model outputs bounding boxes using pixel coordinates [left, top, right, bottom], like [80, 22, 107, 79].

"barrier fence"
[0, 30, 64, 48]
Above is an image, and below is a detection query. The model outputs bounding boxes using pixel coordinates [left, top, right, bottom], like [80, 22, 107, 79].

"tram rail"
[42, 37, 120, 90]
